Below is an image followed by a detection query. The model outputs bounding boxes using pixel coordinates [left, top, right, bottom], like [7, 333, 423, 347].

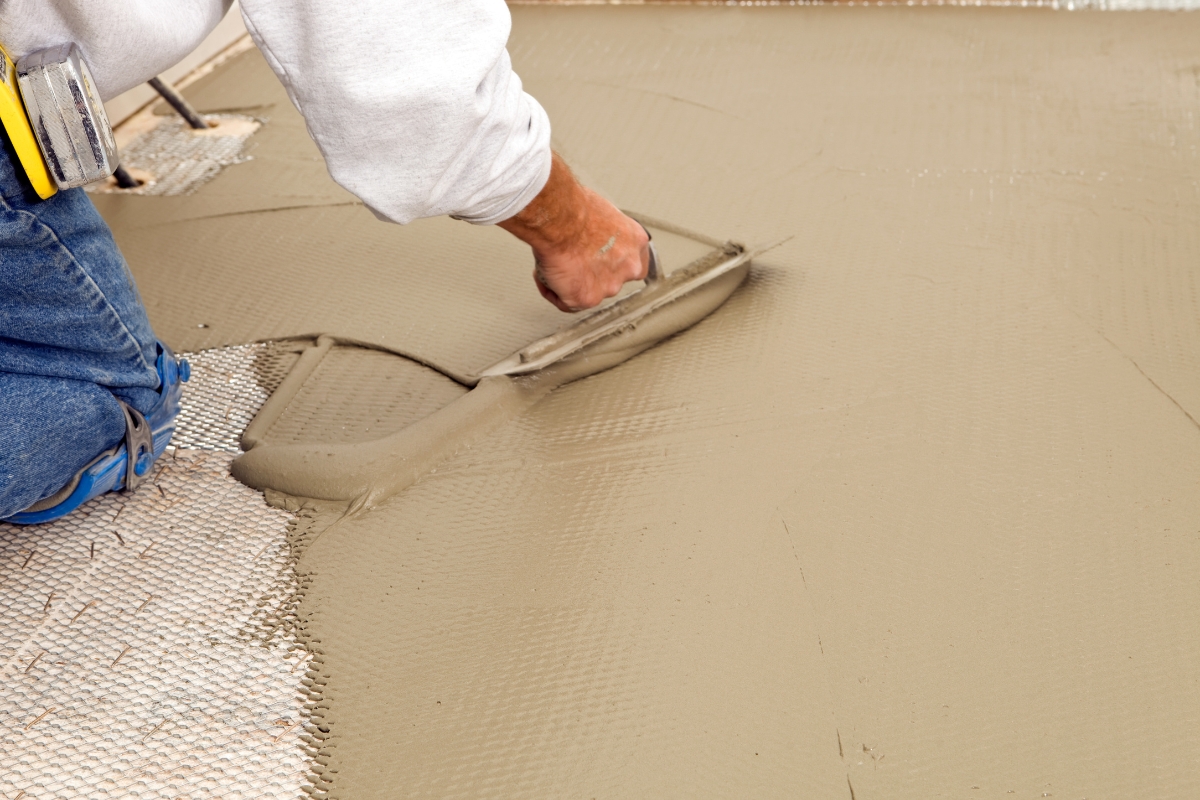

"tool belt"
[0, 42, 118, 200]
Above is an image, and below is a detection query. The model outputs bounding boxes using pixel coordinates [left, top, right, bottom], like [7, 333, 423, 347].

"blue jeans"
[0, 131, 162, 518]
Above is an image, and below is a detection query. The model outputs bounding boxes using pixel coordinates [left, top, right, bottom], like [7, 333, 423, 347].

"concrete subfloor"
[97, 7, 1200, 798]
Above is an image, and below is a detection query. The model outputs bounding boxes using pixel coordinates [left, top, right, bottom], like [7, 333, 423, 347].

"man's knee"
[0, 372, 126, 517]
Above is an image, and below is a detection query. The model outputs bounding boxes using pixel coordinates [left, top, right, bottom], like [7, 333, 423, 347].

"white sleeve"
[0, 0, 231, 100]
[238, 0, 551, 225]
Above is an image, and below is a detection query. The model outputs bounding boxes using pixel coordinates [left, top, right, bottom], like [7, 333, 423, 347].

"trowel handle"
[640, 224, 661, 285]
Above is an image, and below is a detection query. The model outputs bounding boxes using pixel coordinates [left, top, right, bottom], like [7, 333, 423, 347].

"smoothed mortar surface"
[101, 7, 1200, 798]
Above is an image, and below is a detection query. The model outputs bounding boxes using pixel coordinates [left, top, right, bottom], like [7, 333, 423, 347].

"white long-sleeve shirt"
[0, 0, 551, 224]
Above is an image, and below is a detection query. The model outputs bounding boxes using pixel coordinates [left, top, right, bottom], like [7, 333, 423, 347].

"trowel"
[478, 218, 747, 378]
[232, 214, 763, 511]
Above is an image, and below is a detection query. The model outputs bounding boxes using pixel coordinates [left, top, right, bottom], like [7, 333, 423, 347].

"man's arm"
[498, 152, 649, 312]
[239, 0, 646, 311]
[239, 0, 551, 226]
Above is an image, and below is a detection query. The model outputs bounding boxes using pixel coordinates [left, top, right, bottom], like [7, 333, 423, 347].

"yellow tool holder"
[0, 44, 57, 200]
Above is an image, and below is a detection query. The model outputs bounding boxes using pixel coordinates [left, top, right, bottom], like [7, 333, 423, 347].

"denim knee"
[0, 372, 126, 518]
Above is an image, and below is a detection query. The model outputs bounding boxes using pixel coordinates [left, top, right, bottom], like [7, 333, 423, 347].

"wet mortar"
[92, 7, 1200, 798]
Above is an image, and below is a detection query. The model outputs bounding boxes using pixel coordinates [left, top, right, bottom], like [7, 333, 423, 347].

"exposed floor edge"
[0, 343, 339, 800]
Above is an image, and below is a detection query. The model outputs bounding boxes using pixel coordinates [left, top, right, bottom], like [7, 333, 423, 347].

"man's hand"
[498, 152, 650, 312]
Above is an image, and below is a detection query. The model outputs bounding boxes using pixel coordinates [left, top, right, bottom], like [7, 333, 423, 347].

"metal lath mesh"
[172, 341, 304, 452]
[0, 344, 316, 800]
[89, 114, 262, 197]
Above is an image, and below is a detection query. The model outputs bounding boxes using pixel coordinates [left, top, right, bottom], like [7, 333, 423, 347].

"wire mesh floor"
[0, 343, 317, 800]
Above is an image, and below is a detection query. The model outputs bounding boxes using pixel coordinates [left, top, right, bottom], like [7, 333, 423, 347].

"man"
[0, 0, 650, 522]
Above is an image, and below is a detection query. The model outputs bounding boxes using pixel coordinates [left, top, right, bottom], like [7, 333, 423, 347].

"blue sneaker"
[4, 342, 190, 525]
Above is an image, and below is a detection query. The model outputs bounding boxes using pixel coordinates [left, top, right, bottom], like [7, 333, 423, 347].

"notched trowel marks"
[231, 230, 755, 513]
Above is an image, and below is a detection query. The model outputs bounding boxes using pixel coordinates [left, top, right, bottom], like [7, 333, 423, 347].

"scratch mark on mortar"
[1097, 331, 1200, 432]
[781, 518, 807, 590]
[579, 79, 742, 119]
[779, 513, 827, 653]
[1006, 259, 1200, 433]
[145, 200, 363, 227]
[760, 150, 826, 189]
[1063, 307, 1200, 432]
